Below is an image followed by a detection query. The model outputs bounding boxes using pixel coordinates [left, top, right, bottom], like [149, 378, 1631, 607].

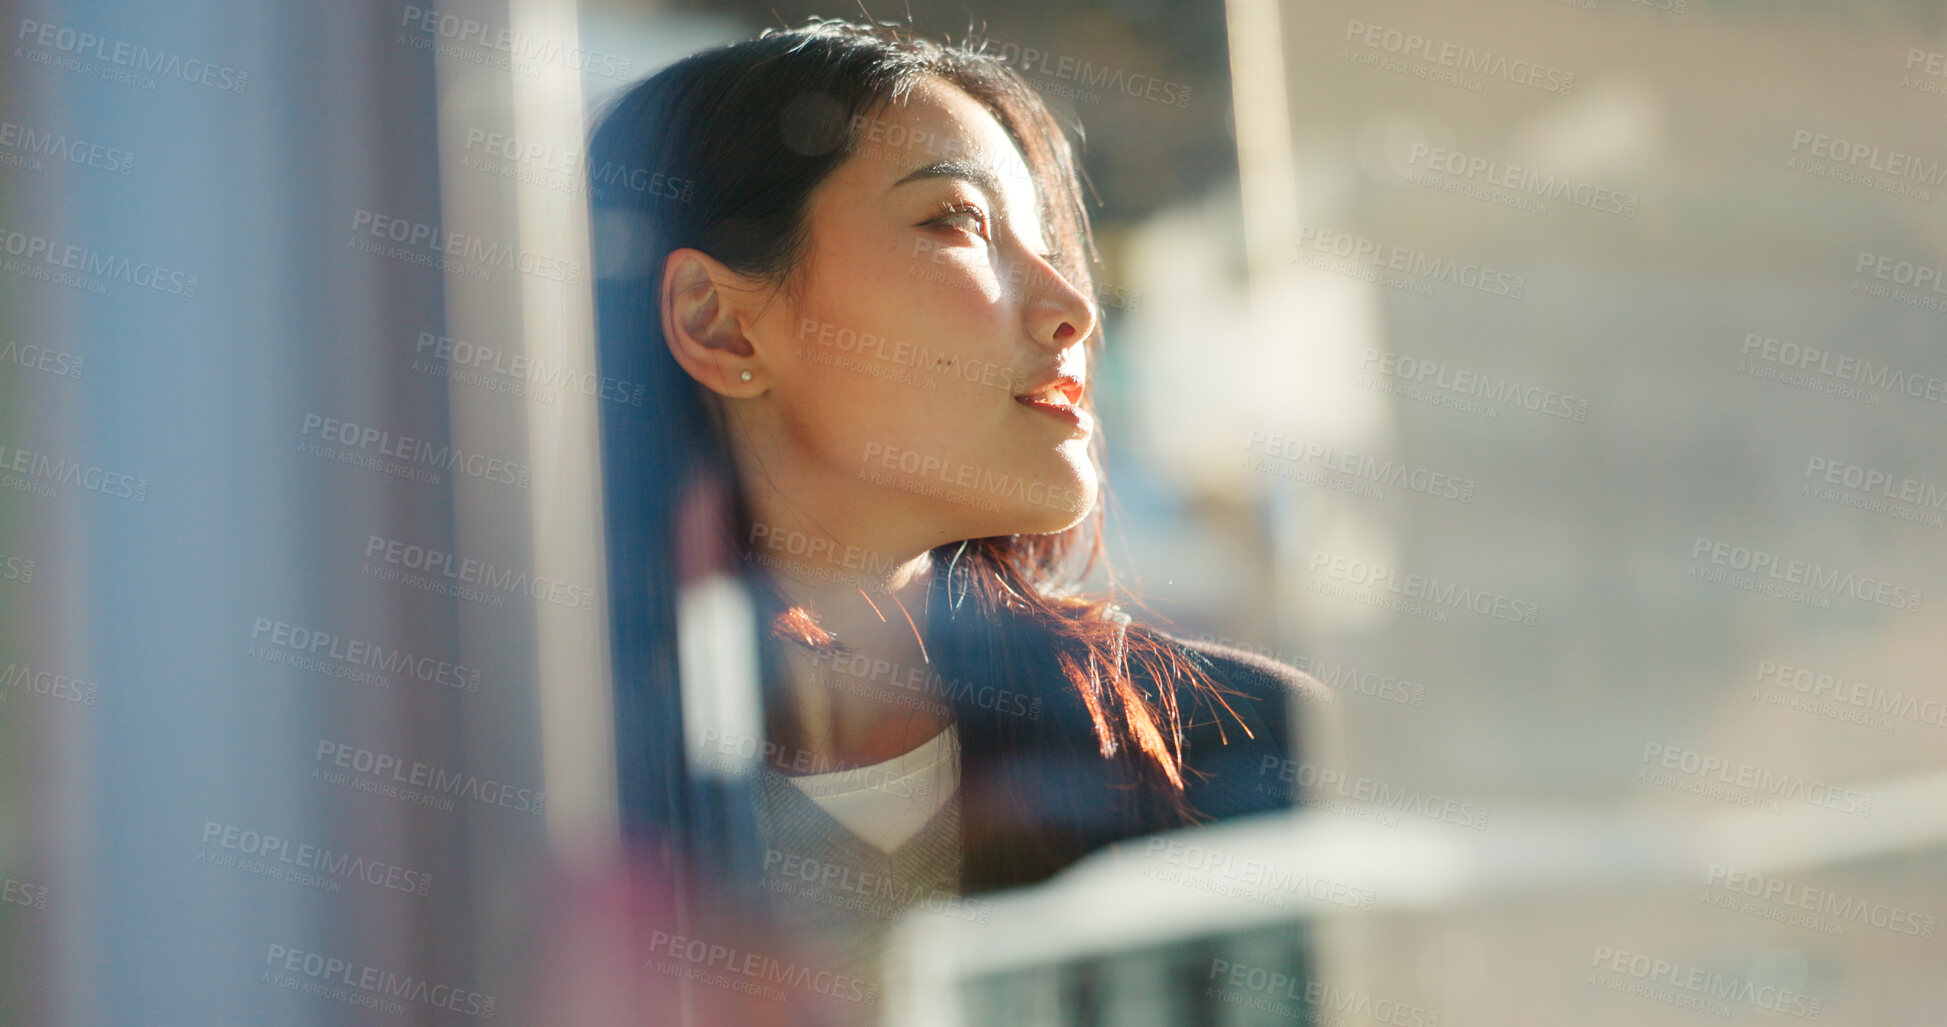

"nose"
[1021, 252, 1099, 353]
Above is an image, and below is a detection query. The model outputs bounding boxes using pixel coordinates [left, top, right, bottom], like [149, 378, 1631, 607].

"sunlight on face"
[748, 77, 1102, 548]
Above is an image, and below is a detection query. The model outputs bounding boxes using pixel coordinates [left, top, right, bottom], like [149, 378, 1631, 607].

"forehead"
[846, 78, 1042, 224]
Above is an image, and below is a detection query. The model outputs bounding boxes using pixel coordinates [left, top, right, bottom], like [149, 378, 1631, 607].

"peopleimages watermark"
[0, 224, 199, 298]
[1189, 631, 1425, 708]
[299, 413, 532, 488]
[1789, 128, 1946, 202]
[1638, 742, 1872, 817]
[1736, 330, 1947, 407]
[362, 534, 596, 611]
[248, 617, 481, 693]
[1687, 536, 1923, 612]
[646, 930, 876, 1007]
[964, 33, 1192, 108]
[1141, 837, 1377, 913]
[1243, 430, 1477, 504]
[1752, 658, 1947, 734]
[0, 339, 85, 381]
[461, 128, 578, 196]
[1587, 945, 1824, 1020]
[1802, 454, 1947, 528]
[1307, 551, 1540, 626]
[1358, 349, 1587, 421]
[857, 442, 1089, 516]
[763, 846, 992, 924]
[398, 6, 631, 79]
[347, 208, 583, 284]
[413, 330, 647, 407]
[1258, 756, 1493, 829]
[0, 439, 148, 502]
[1342, 19, 1575, 95]
[0, 660, 101, 707]
[14, 18, 249, 93]
[1296, 225, 1526, 299]
[200, 820, 433, 897]
[1406, 143, 1638, 218]
[850, 112, 1033, 183]
[1851, 250, 1947, 313]
[1704, 863, 1935, 940]
[0, 118, 135, 176]
[806, 649, 1040, 722]
[746, 522, 906, 591]
[263, 943, 495, 1019]
[462, 128, 695, 202]
[1207, 958, 1442, 1026]
[313, 739, 545, 815]
[2, 877, 48, 910]
[1905, 46, 1947, 96]
[0, 552, 36, 584]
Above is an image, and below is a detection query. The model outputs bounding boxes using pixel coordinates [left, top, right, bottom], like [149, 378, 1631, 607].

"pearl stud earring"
[739, 370, 753, 382]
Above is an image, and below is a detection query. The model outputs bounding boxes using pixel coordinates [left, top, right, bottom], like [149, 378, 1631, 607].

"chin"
[905, 443, 1097, 538]
[999, 473, 1098, 536]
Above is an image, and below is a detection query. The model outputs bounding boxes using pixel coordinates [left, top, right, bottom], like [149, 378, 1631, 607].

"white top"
[784, 724, 959, 853]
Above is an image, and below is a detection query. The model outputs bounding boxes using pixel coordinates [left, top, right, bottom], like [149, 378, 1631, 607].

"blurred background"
[3, 0, 1945, 1023]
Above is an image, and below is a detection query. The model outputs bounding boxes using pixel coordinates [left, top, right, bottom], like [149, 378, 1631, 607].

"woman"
[588, 18, 1323, 1017]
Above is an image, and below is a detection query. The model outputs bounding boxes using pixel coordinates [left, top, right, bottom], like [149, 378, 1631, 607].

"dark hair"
[589, 19, 1232, 887]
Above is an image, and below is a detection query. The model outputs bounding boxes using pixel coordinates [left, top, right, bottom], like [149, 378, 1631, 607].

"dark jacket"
[957, 629, 1327, 895]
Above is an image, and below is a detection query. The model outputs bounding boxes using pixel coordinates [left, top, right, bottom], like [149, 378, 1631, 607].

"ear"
[660, 248, 768, 396]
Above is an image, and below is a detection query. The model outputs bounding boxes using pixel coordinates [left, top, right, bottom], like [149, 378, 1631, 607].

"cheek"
[778, 229, 1049, 474]
[781, 358, 938, 464]
[789, 288, 1013, 432]
[907, 248, 1012, 316]
[779, 351, 1025, 485]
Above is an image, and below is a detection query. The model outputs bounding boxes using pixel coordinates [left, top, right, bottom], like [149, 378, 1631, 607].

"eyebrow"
[889, 159, 1011, 210]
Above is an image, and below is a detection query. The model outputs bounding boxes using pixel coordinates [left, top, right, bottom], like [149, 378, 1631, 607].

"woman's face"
[732, 77, 1101, 559]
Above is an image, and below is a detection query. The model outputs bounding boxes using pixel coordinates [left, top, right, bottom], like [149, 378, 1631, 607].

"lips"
[1014, 374, 1085, 409]
[1014, 373, 1093, 433]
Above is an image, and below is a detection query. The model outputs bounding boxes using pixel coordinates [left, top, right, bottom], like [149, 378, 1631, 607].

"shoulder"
[1144, 628, 1332, 745]
[1162, 631, 1333, 713]
[953, 620, 1327, 892]
[1137, 629, 1332, 820]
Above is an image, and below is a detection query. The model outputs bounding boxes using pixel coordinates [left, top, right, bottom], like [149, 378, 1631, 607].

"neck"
[755, 549, 956, 771]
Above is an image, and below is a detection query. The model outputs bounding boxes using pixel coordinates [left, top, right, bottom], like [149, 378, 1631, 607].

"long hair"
[589, 19, 1233, 887]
